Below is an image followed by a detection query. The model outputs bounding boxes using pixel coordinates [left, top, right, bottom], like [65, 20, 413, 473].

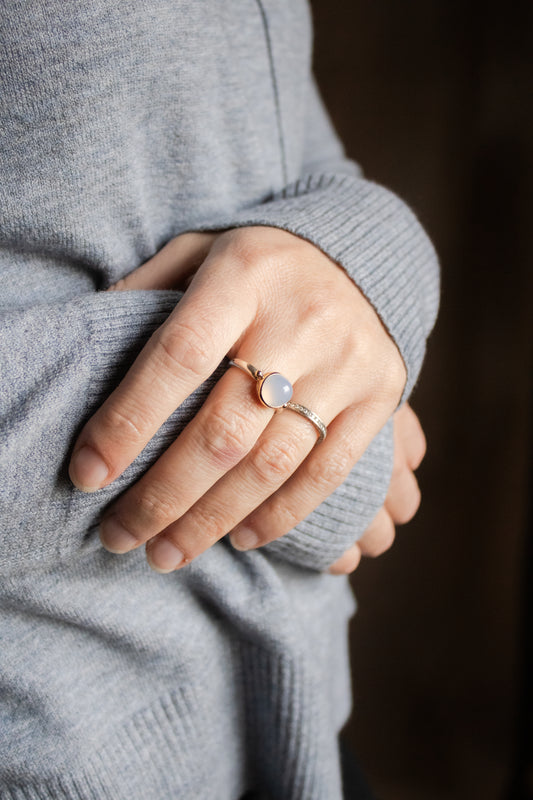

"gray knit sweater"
[0, 2, 439, 798]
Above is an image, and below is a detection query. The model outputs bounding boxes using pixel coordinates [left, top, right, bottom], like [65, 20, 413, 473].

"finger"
[108, 232, 218, 291]
[394, 403, 427, 470]
[327, 544, 362, 575]
[356, 508, 396, 557]
[69, 250, 258, 492]
[384, 464, 421, 525]
[226, 400, 389, 551]
[144, 374, 337, 573]
[98, 364, 276, 555]
[97, 338, 317, 557]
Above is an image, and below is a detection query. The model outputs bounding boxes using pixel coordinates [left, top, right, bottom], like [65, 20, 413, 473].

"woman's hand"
[68, 227, 407, 573]
[328, 402, 426, 574]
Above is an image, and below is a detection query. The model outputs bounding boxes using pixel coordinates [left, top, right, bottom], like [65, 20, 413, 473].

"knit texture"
[0, 1, 439, 797]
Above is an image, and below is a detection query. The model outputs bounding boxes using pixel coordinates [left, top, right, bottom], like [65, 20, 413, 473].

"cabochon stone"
[259, 372, 293, 408]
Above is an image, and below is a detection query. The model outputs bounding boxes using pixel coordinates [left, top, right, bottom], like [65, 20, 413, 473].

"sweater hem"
[0, 635, 350, 800]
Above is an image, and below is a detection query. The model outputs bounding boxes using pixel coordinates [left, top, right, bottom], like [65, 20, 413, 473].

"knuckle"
[304, 291, 354, 350]
[378, 517, 396, 554]
[398, 404, 427, 469]
[385, 354, 408, 403]
[187, 504, 226, 546]
[360, 510, 396, 558]
[306, 448, 353, 492]
[412, 427, 427, 468]
[226, 229, 264, 271]
[98, 403, 145, 447]
[416, 437, 427, 466]
[200, 402, 255, 470]
[248, 434, 301, 484]
[132, 486, 178, 530]
[394, 480, 421, 525]
[391, 461, 409, 485]
[349, 327, 373, 370]
[329, 545, 362, 575]
[302, 285, 337, 327]
[366, 350, 407, 410]
[157, 318, 213, 381]
[263, 495, 301, 533]
[372, 514, 396, 556]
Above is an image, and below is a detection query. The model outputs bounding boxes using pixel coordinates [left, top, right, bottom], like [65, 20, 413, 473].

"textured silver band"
[284, 401, 327, 443]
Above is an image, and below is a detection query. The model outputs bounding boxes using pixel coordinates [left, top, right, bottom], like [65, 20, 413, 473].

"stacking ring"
[227, 358, 327, 443]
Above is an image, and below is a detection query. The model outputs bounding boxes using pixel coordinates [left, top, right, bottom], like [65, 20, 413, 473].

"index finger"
[68, 256, 257, 492]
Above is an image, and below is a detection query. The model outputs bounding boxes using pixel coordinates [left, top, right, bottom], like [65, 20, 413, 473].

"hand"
[327, 402, 426, 574]
[68, 226, 407, 573]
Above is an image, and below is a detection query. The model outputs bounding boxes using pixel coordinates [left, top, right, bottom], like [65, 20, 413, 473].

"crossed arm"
[68, 226, 428, 575]
[64, 76, 437, 576]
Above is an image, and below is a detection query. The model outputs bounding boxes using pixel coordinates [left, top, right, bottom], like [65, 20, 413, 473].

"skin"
[328, 401, 425, 574]
[68, 227, 425, 574]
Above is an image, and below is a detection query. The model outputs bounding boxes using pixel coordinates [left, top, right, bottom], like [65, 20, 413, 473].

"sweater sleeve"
[0, 290, 390, 578]
[0, 290, 212, 577]
[193, 75, 440, 571]
[0, 80, 439, 578]
[200, 76, 440, 405]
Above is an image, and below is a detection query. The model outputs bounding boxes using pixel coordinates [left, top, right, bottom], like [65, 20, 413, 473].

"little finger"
[356, 507, 396, 557]
[327, 544, 362, 575]
[384, 465, 422, 525]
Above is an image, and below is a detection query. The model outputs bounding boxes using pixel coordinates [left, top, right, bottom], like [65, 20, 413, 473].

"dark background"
[310, 1, 533, 798]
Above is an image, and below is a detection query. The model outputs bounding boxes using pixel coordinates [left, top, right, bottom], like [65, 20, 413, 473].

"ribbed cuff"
[83, 289, 183, 404]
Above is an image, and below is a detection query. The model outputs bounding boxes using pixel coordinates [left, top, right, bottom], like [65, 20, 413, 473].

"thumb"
[108, 231, 218, 291]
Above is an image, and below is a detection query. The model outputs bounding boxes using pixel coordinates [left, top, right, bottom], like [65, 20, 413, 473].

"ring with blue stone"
[227, 358, 327, 443]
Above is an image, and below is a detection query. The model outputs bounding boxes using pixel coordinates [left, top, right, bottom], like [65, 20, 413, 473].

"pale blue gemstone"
[260, 372, 293, 408]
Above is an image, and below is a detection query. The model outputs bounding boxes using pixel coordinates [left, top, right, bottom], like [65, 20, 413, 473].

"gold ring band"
[228, 358, 327, 443]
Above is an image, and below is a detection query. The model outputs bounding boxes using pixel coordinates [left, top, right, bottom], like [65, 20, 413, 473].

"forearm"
[1, 289, 386, 576]
[0, 291, 189, 575]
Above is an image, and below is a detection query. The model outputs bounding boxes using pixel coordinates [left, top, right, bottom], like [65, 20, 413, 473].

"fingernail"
[69, 445, 109, 492]
[99, 516, 139, 554]
[229, 527, 259, 551]
[146, 538, 185, 573]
